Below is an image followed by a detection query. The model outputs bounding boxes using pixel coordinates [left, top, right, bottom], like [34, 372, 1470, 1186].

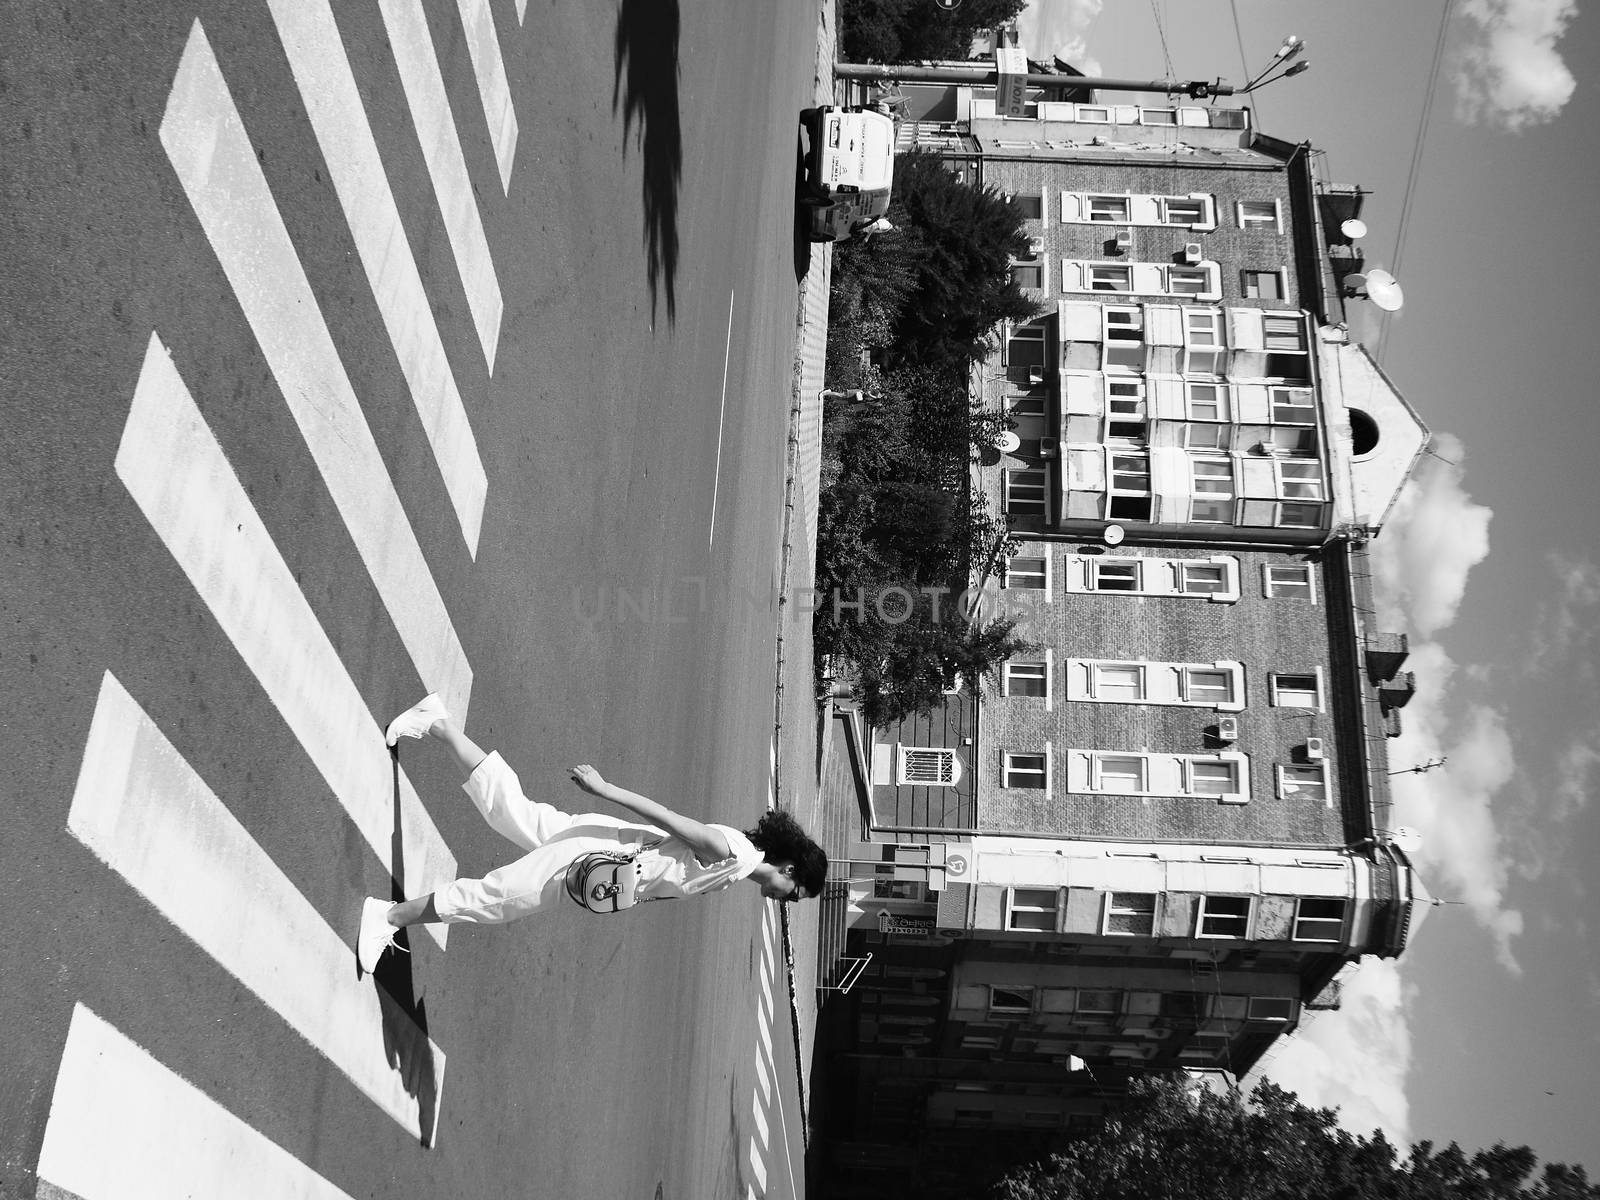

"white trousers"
[431, 752, 659, 924]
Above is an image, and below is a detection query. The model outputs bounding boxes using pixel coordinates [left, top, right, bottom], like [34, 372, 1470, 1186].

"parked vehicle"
[799, 105, 896, 243]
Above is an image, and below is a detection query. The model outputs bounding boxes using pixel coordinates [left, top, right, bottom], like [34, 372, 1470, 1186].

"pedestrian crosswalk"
[38, 0, 521, 1191]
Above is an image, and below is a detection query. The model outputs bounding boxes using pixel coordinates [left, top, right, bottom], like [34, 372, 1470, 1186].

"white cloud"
[1369, 435, 1491, 638]
[1453, 0, 1578, 130]
[1257, 961, 1413, 1144]
[1014, 0, 1104, 76]
[1527, 553, 1600, 674]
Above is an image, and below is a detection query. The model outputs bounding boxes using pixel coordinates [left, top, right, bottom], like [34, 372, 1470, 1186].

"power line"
[1150, 0, 1175, 79]
[1227, 0, 1259, 126]
[1379, 0, 1455, 360]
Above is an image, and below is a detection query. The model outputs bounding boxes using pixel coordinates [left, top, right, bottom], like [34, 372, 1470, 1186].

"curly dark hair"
[746, 809, 828, 901]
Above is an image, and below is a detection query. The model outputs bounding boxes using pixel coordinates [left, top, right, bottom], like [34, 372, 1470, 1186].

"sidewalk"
[770, 0, 846, 1167]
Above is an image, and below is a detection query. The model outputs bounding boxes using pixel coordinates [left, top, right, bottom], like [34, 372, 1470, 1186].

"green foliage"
[990, 1077, 1599, 1200]
[839, 0, 1027, 62]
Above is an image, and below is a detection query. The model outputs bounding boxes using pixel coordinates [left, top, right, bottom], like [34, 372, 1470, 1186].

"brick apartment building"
[816, 82, 1434, 1191]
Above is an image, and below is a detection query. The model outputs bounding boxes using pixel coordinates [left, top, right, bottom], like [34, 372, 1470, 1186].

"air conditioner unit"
[1306, 737, 1325, 761]
[1217, 715, 1240, 742]
[1028, 366, 1046, 384]
[1028, 236, 1045, 255]
[1039, 436, 1059, 458]
[1114, 229, 1133, 251]
[1184, 242, 1203, 264]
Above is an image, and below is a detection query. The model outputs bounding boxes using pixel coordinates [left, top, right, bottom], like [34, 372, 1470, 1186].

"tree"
[990, 1077, 1600, 1200]
[839, 0, 1027, 63]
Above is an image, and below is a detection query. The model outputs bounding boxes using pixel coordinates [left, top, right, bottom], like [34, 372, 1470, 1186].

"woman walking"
[357, 694, 828, 973]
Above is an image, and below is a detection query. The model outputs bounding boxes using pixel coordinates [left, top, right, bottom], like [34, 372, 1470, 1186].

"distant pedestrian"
[356, 694, 828, 973]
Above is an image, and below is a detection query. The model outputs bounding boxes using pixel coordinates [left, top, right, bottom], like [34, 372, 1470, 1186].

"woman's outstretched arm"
[569, 765, 733, 862]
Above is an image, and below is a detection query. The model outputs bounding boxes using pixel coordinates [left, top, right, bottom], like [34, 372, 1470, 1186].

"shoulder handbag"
[564, 848, 649, 914]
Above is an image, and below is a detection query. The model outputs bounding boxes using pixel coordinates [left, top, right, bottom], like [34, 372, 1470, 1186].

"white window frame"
[1089, 558, 1143, 592]
[1269, 670, 1324, 710]
[1062, 191, 1216, 231]
[1185, 423, 1229, 451]
[1102, 892, 1157, 937]
[1107, 377, 1146, 412]
[1083, 262, 1134, 292]
[1069, 554, 1240, 603]
[896, 745, 961, 786]
[1004, 468, 1050, 519]
[1070, 659, 1245, 710]
[1278, 763, 1330, 805]
[1002, 748, 1052, 790]
[1175, 560, 1237, 599]
[1005, 322, 1048, 368]
[1236, 199, 1283, 232]
[1187, 381, 1230, 421]
[1062, 260, 1221, 300]
[1077, 750, 1249, 802]
[1277, 459, 1326, 500]
[1270, 386, 1316, 424]
[1002, 654, 1053, 706]
[1292, 898, 1347, 943]
[1277, 501, 1324, 529]
[1263, 563, 1317, 601]
[1241, 268, 1287, 300]
[1197, 894, 1253, 939]
[1003, 554, 1051, 595]
[1006, 887, 1061, 932]
[1086, 194, 1132, 223]
[1248, 996, 1295, 1022]
[1165, 264, 1221, 298]
[1184, 309, 1228, 375]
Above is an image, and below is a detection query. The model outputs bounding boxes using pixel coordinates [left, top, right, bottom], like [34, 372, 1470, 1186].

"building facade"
[818, 84, 1432, 1194]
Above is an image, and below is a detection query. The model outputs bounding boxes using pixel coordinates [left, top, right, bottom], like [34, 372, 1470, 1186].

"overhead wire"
[1378, 0, 1456, 360]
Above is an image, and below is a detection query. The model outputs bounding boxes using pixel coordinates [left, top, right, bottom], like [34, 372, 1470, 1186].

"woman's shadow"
[614, 0, 682, 327]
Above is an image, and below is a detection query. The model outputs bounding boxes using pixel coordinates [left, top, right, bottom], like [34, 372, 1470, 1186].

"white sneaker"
[356, 897, 405, 975]
[384, 693, 449, 746]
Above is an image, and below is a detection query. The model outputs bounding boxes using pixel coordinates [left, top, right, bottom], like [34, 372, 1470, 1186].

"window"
[1077, 988, 1122, 1015]
[1237, 199, 1281, 231]
[1248, 996, 1295, 1022]
[1108, 417, 1148, 445]
[1185, 423, 1228, 451]
[1005, 555, 1049, 591]
[1104, 893, 1156, 936]
[1104, 306, 1145, 370]
[1293, 898, 1347, 942]
[1182, 667, 1237, 706]
[1278, 763, 1329, 804]
[1087, 194, 1131, 222]
[1167, 266, 1213, 296]
[1092, 559, 1142, 591]
[1004, 659, 1049, 698]
[1089, 662, 1146, 701]
[1008, 392, 1047, 419]
[1007, 322, 1047, 368]
[1242, 269, 1285, 300]
[1107, 378, 1146, 412]
[1092, 754, 1148, 793]
[1184, 309, 1227, 373]
[1014, 193, 1043, 220]
[1178, 562, 1231, 595]
[1186, 758, 1241, 796]
[1005, 469, 1048, 518]
[1262, 314, 1309, 379]
[1271, 387, 1315, 424]
[1197, 895, 1252, 938]
[874, 866, 927, 901]
[1011, 262, 1044, 289]
[1187, 382, 1230, 422]
[1278, 460, 1325, 500]
[1270, 672, 1321, 709]
[1191, 457, 1235, 524]
[1007, 888, 1060, 931]
[1003, 752, 1049, 789]
[1141, 107, 1178, 125]
[897, 746, 960, 786]
[990, 986, 1034, 1014]
[1264, 564, 1316, 599]
[961, 1031, 1003, 1051]
[1277, 501, 1323, 529]
[1089, 264, 1134, 292]
[1071, 659, 1244, 708]
[1110, 452, 1149, 493]
[1161, 196, 1207, 225]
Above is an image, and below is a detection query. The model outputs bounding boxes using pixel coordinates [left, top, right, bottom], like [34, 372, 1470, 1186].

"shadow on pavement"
[793, 133, 815, 281]
[613, 0, 682, 327]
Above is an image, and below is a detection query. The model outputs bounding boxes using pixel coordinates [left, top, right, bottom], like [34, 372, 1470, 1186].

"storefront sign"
[995, 47, 1028, 118]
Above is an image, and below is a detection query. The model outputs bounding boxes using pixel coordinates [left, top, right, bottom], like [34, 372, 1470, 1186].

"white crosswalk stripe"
[160, 21, 476, 718]
[380, 0, 504, 371]
[743, 887, 798, 1199]
[68, 674, 448, 1142]
[39, 1005, 359, 1200]
[259, 0, 495, 537]
[116, 335, 458, 944]
[454, 0, 518, 193]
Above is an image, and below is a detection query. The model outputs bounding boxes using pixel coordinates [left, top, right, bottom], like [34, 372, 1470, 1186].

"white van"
[800, 106, 896, 243]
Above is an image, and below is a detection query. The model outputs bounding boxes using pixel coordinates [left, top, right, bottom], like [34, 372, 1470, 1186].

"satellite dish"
[1388, 826, 1423, 854]
[1340, 218, 1368, 240]
[996, 430, 1021, 453]
[1104, 524, 1125, 546]
[1363, 267, 1405, 312]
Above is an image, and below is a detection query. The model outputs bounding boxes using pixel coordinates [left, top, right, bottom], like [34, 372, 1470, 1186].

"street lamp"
[1239, 35, 1311, 94]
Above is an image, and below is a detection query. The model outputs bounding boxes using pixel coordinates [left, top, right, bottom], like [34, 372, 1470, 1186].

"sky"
[1013, 0, 1600, 1175]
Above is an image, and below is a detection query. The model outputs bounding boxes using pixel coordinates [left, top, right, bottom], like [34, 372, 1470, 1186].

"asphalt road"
[1, 0, 819, 1196]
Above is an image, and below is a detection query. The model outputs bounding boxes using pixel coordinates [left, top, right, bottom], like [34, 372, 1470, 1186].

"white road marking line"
[454, 0, 517, 192]
[747, 1136, 768, 1192]
[707, 290, 735, 551]
[67, 675, 448, 1141]
[160, 24, 476, 720]
[751, 1091, 769, 1148]
[231, 6, 492, 550]
[38, 1005, 359, 1200]
[772, 1039, 799, 1200]
[116, 337, 456, 944]
[514, 0, 527, 23]
[759, 962, 773, 1013]
[754, 1043, 772, 1104]
[378, 0, 503, 371]
[755, 1005, 773, 1058]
